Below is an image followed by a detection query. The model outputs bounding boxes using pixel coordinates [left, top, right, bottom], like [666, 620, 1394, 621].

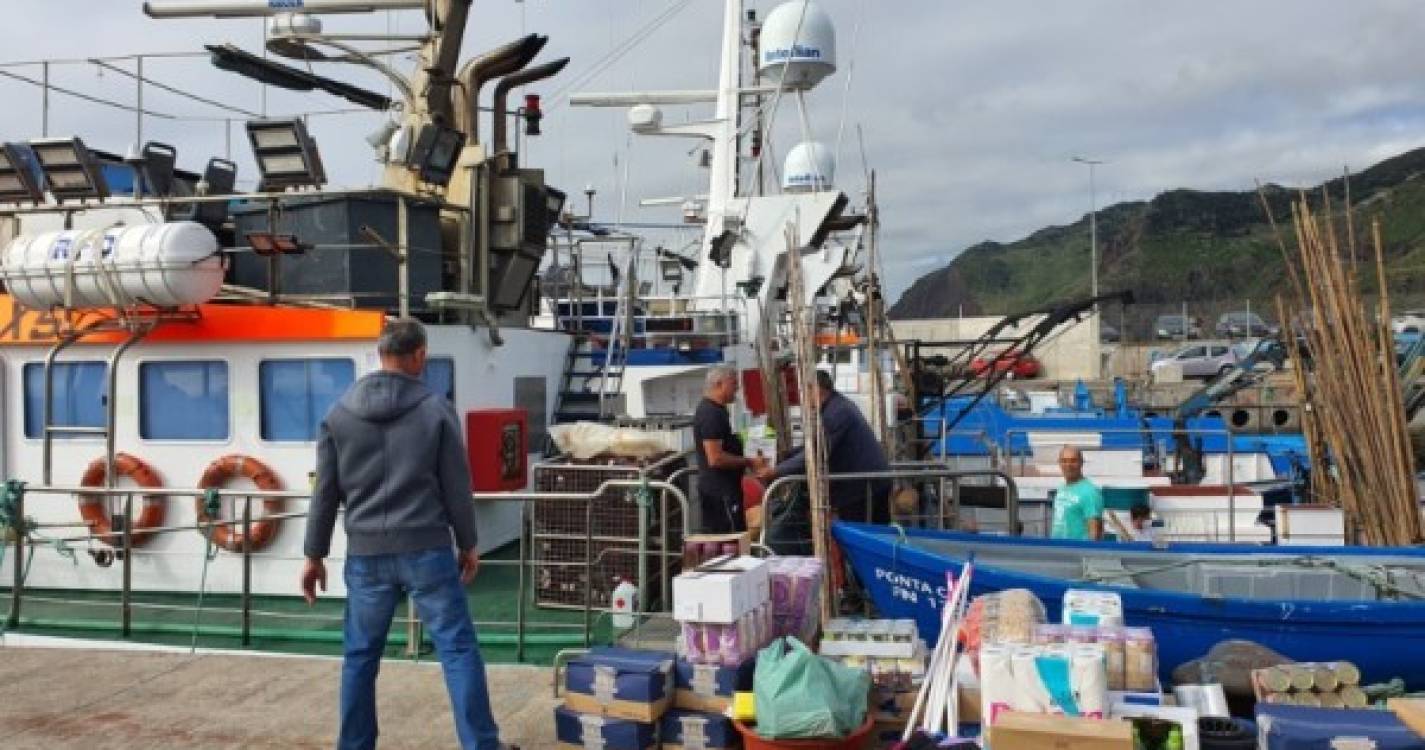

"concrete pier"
[0, 640, 559, 748]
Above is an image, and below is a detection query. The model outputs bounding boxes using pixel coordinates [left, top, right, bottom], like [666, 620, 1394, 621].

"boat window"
[22, 362, 107, 439]
[259, 358, 356, 442]
[139, 361, 229, 440]
[422, 357, 455, 402]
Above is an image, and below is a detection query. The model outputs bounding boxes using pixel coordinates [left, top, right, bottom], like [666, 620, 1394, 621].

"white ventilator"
[0, 222, 224, 309]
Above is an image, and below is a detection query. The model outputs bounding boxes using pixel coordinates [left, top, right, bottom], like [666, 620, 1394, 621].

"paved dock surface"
[0, 643, 559, 749]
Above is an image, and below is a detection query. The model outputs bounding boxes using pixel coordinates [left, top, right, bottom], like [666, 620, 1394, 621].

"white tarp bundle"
[549, 422, 671, 460]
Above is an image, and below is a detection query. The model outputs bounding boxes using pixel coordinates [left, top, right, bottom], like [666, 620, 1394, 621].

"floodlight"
[660, 258, 684, 283]
[247, 232, 307, 256]
[408, 123, 466, 187]
[0, 143, 44, 204]
[246, 119, 327, 191]
[137, 142, 178, 197]
[708, 229, 737, 268]
[28, 137, 109, 202]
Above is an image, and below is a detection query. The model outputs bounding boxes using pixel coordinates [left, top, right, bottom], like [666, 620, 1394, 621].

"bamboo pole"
[1281, 192, 1422, 545]
[864, 171, 892, 451]
[784, 222, 835, 621]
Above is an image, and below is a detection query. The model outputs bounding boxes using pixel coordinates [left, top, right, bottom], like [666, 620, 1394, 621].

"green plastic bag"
[753, 637, 870, 739]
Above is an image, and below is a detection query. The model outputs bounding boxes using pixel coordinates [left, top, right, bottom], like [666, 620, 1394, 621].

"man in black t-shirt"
[692, 366, 764, 533]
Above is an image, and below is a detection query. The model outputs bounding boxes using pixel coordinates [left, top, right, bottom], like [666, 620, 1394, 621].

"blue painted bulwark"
[834, 521, 1425, 687]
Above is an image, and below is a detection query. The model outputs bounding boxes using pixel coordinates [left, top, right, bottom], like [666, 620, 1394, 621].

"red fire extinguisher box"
[465, 409, 528, 492]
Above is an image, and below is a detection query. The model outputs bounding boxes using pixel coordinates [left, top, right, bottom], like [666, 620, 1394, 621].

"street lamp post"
[1073, 156, 1106, 379]
[1072, 156, 1105, 298]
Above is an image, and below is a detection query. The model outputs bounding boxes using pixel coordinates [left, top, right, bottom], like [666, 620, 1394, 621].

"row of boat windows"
[20, 357, 456, 443]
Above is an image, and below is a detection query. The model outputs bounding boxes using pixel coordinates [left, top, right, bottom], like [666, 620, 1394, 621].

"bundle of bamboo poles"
[783, 222, 836, 622]
[1270, 192, 1422, 546]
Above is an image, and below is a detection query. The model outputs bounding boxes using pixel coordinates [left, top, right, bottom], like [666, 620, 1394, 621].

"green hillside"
[890, 147, 1425, 332]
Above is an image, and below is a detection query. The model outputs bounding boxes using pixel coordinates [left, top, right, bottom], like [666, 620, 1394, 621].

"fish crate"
[531, 451, 688, 610]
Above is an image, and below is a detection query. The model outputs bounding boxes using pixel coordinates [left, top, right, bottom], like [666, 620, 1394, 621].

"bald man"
[1051, 446, 1104, 541]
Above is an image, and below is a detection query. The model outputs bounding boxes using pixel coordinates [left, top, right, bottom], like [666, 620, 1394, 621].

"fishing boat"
[833, 521, 1425, 686]
[0, 0, 881, 659]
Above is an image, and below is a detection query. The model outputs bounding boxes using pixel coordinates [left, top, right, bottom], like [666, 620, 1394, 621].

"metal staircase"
[552, 251, 637, 425]
[552, 334, 627, 424]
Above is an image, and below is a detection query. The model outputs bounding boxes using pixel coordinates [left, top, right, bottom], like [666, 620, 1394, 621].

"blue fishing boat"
[833, 522, 1425, 686]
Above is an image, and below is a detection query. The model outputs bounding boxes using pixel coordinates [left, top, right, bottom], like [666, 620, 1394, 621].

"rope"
[1285, 556, 1425, 600]
[190, 488, 222, 653]
[0, 480, 38, 637]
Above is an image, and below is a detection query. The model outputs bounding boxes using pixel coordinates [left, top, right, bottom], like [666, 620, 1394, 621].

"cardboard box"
[555, 706, 657, 750]
[959, 685, 981, 725]
[672, 555, 770, 624]
[820, 637, 924, 660]
[869, 687, 919, 725]
[564, 647, 676, 723]
[659, 709, 739, 749]
[988, 712, 1133, 750]
[673, 657, 756, 712]
[683, 533, 751, 567]
[1390, 697, 1425, 737]
[867, 687, 981, 731]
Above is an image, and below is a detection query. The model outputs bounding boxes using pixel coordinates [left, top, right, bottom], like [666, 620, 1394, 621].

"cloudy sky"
[3, 1, 1424, 300]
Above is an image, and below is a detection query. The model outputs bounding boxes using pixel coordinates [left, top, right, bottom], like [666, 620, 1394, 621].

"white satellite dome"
[758, 0, 837, 91]
[782, 141, 835, 193]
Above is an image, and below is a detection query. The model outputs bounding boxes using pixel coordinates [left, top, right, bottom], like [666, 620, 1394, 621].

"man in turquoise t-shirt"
[1051, 445, 1105, 540]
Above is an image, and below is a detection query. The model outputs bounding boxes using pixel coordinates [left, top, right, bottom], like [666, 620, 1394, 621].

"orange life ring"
[78, 453, 167, 547]
[195, 454, 285, 552]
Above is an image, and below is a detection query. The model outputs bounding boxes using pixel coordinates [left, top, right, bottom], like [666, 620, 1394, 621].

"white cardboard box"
[672, 555, 770, 623]
[819, 637, 925, 659]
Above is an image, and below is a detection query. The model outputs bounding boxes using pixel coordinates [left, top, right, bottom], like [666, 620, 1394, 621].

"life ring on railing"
[195, 454, 285, 553]
[78, 453, 167, 547]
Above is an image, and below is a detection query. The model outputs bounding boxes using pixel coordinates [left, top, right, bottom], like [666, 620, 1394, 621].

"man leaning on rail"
[301, 318, 516, 750]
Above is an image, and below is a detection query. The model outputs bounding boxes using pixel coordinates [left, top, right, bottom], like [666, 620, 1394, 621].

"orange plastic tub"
[733, 716, 877, 750]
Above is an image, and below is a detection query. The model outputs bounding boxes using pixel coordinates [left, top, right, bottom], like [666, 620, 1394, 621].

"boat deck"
[0, 640, 559, 749]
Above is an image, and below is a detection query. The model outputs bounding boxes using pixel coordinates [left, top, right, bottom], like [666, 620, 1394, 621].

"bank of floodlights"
[0, 144, 44, 204]
[29, 137, 110, 202]
[246, 119, 328, 192]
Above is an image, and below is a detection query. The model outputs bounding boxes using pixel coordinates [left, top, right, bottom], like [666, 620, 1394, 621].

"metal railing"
[0, 476, 691, 662]
[755, 467, 1023, 547]
[1001, 425, 1245, 541]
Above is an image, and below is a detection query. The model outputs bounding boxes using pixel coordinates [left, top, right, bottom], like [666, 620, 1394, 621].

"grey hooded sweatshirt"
[304, 370, 477, 559]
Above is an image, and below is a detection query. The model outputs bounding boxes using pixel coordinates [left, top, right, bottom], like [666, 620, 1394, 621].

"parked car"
[1398, 330, 1423, 365]
[1153, 314, 1203, 340]
[1149, 343, 1239, 379]
[1395, 311, 1425, 336]
[1215, 311, 1277, 338]
[970, 350, 1042, 379]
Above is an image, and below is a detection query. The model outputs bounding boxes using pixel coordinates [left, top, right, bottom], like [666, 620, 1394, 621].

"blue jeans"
[339, 547, 501, 750]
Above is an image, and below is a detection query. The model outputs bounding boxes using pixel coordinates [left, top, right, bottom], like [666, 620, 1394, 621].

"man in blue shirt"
[1051, 445, 1104, 541]
[760, 370, 891, 524]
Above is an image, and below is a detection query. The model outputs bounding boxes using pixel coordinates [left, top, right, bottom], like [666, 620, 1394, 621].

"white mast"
[705, 0, 743, 222]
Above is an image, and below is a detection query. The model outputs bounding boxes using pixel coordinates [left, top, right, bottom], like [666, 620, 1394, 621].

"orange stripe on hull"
[0, 294, 385, 346]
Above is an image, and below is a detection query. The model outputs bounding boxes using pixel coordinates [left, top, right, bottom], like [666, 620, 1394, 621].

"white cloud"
[3, 1, 1424, 301]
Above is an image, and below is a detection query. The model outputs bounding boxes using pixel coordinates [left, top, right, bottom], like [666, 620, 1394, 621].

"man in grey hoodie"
[301, 318, 508, 750]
